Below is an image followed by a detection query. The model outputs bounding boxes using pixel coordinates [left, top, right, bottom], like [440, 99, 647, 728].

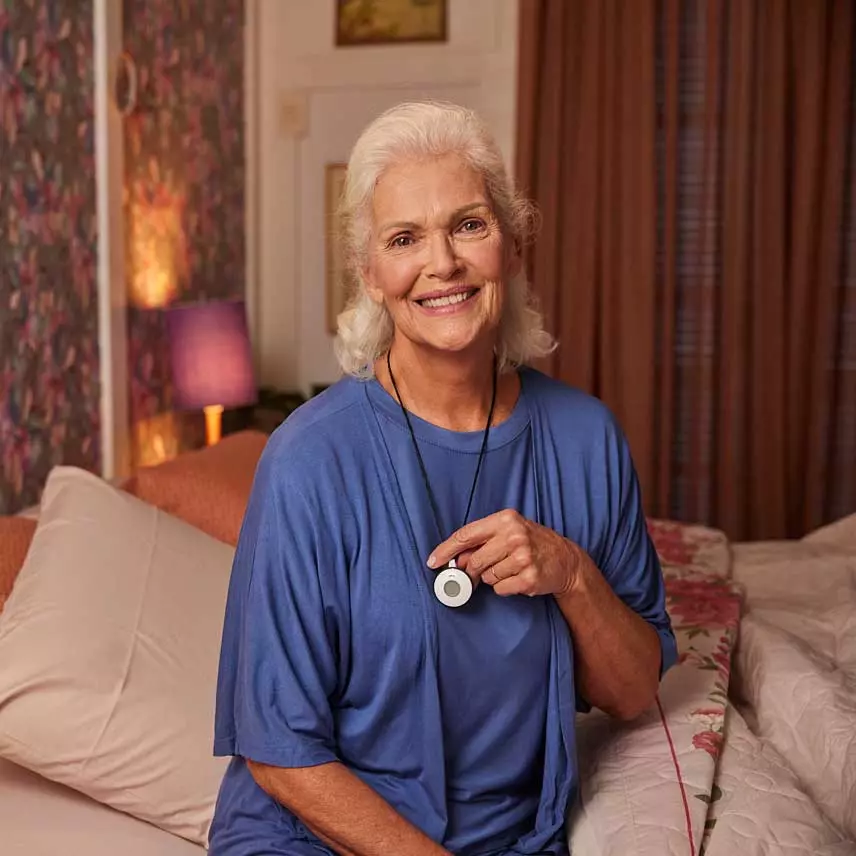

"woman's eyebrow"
[449, 201, 491, 219]
[378, 202, 491, 234]
[378, 219, 421, 234]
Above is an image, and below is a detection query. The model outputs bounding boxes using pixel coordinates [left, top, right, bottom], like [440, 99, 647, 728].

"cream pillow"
[0, 466, 233, 847]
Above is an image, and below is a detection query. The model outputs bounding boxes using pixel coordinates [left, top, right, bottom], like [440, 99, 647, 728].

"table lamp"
[165, 299, 258, 446]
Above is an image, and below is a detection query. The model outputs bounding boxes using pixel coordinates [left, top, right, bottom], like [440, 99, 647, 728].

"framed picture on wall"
[325, 163, 357, 335]
[335, 0, 448, 46]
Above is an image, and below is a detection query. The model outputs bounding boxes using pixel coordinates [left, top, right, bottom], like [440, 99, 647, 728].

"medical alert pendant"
[434, 557, 473, 608]
[386, 350, 495, 612]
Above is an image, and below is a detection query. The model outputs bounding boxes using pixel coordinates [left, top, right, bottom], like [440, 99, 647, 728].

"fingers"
[430, 515, 574, 601]
[472, 533, 533, 583]
[427, 524, 483, 569]
[427, 509, 522, 569]
[455, 549, 476, 567]
[464, 541, 512, 580]
[478, 554, 519, 585]
[492, 572, 540, 598]
[453, 550, 482, 588]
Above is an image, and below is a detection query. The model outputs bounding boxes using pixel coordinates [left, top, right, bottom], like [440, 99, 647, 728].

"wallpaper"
[123, 0, 245, 463]
[0, 0, 100, 514]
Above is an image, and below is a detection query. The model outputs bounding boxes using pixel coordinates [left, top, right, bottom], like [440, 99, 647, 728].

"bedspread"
[707, 523, 856, 854]
[569, 516, 856, 856]
[568, 560, 742, 854]
[701, 704, 853, 855]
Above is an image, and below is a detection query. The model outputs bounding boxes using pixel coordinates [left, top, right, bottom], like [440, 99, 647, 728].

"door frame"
[93, 0, 130, 480]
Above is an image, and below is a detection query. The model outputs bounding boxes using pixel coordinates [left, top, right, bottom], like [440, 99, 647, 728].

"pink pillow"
[0, 517, 37, 612]
[125, 431, 268, 545]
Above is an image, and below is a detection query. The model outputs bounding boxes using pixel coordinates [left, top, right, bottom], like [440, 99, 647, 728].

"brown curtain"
[517, 0, 855, 541]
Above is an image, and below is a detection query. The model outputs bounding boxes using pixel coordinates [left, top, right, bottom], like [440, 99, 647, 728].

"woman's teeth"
[420, 290, 475, 308]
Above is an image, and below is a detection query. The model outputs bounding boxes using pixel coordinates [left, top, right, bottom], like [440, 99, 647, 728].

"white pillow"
[0, 466, 233, 847]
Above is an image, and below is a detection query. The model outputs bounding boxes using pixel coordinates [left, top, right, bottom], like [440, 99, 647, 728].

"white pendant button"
[434, 558, 472, 608]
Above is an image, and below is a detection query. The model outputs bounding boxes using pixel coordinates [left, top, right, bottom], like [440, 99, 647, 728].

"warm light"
[127, 179, 188, 308]
[203, 405, 224, 446]
[133, 413, 181, 468]
[151, 433, 167, 462]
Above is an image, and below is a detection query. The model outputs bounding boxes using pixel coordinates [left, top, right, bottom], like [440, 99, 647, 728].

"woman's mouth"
[415, 288, 479, 310]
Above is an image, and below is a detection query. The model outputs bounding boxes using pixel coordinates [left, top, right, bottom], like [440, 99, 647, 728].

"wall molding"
[93, 0, 130, 479]
[245, 0, 262, 373]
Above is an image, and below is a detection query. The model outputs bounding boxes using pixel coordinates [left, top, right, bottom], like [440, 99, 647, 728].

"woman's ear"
[362, 267, 385, 304]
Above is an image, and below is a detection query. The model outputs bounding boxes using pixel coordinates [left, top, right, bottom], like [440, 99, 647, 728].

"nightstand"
[222, 388, 306, 436]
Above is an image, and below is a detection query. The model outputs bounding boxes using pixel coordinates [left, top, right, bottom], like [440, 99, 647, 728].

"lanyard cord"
[386, 349, 498, 545]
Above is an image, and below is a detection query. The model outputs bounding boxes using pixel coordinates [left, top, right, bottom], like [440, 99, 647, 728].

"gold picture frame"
[325, 163, 356, 335]
[335, 0, 448, 47]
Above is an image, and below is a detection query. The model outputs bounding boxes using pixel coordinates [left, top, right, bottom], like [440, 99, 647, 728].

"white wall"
[250, 0, 519, 394]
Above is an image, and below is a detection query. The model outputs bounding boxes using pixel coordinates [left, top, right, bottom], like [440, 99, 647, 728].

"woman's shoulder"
[256, 377, 369, 487]
[521, 367, 622, 436]
[520, 369, 638, 499]
[279, 376, 364, 434]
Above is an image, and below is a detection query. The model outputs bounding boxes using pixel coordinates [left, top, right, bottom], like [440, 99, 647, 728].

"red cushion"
[124, 431, 269, 546]
[0, 516, 37, 612]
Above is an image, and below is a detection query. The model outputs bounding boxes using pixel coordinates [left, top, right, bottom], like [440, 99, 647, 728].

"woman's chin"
[395, 311, 499, 357]
[423, 329, 497, 357]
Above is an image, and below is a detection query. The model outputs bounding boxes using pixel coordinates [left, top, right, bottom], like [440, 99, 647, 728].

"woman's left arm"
[553, 543, 661, 720]
[429, 511, 667, 722]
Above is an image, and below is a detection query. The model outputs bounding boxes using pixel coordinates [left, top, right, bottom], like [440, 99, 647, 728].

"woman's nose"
[425, 234, 462, 280]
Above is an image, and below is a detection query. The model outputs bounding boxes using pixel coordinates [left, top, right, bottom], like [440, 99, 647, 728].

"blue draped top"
[209, 368, 676, 855]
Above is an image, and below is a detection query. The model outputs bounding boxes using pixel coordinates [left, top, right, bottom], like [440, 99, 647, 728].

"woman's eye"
[459, 218, 486, 233]
[390, 234, 413, 248]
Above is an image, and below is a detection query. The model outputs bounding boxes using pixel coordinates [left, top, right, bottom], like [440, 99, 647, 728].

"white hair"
[333, 101, 556, 378]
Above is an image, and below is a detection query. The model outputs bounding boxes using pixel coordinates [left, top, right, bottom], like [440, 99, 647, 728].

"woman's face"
[363, 154, 519, 358]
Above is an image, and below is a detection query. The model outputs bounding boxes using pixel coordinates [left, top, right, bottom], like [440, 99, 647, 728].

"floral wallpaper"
[0, 1, 100, 514]
[123, 0, 245, 464]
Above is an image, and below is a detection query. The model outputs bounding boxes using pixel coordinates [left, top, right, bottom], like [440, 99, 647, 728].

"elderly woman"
[210, 102, 676, 856]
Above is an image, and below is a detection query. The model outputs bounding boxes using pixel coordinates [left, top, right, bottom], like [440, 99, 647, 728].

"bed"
[0, 434, 853, 855]
[571, 518, 856, 855]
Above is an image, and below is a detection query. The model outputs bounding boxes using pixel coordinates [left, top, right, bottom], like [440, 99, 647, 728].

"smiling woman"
[209, 101, 676, 856]
[334, 102, 548, 383]
[362, 153, 508, 370]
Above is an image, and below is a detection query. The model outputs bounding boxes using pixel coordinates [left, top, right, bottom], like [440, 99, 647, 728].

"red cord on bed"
[656, 694, 696, 856]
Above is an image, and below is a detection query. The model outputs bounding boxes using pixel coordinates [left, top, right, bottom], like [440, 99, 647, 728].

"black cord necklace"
[386, 348, 498, 607]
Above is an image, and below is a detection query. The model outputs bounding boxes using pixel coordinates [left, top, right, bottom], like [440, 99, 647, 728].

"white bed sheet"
[0, 757, 204, 855]
[703, 705, 853, 855]
[702, 515, 856, 853]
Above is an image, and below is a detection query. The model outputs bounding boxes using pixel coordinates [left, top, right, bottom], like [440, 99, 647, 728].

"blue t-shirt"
[209, 368, 677, 855]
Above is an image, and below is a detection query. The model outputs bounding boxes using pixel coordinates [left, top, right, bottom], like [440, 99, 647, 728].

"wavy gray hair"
[333, 101, 556, 378]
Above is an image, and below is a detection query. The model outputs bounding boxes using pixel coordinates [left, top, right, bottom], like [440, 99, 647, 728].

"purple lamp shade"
[165, 300, 257, 410]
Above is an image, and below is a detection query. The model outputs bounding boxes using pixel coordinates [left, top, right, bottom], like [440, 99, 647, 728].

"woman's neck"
[378, 339, 518, 432]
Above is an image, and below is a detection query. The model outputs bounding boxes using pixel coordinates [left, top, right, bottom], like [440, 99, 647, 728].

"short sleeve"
[574, 418, 677, 715]
[597, 422, 677, 681]
[213, 444, 341, 769]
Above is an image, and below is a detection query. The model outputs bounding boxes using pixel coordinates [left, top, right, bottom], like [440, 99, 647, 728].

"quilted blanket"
[567, 517, 856, 856]
[706, 517, 856, 855]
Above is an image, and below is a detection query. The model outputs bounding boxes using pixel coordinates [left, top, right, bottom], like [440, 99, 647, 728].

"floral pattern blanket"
[566, 519, 742, 855]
